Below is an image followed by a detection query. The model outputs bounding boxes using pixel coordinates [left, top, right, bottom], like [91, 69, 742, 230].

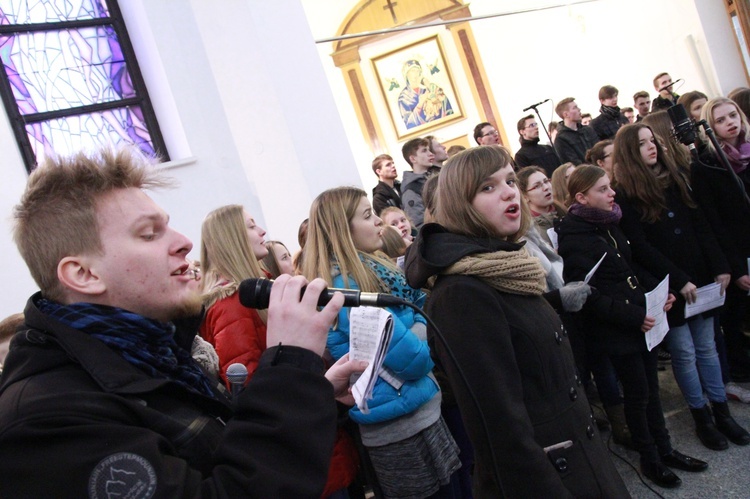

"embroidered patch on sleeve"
[88, 452, 157, 499]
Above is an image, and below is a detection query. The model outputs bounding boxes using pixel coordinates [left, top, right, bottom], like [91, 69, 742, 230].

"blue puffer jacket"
[328, 273, 438, 425]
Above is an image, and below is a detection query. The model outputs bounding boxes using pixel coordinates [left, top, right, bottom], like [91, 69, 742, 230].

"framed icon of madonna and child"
[372, 35, 463, 140]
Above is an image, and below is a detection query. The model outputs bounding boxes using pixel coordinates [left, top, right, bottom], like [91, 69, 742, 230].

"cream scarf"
[442, 246, 547, 296]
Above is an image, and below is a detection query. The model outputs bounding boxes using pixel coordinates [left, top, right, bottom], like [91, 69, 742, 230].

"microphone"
[658, 78, 683, 93]
[238, 278, 405, 310]
[667, 104, 697, 146]
[523, 99, 550, 112]
[226, 363, 248, 398]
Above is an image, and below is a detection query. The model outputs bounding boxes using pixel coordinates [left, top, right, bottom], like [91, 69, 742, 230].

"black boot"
[641, 460, 681, 488]
[712, 401, 750, 446]
[604, 403, 633, 448]
[689, 405, 728, 450]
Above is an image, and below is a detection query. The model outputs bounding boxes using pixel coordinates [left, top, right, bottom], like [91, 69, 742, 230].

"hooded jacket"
[404, 224, 629, 498]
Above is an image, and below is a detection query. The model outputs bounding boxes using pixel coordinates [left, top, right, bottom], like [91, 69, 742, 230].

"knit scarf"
[568, 202, 622, 226]
[361, 254, 426, 306]
[38, 298, 216, 398]
[721, 133, 750, 174]
[442, 245, 547, 296]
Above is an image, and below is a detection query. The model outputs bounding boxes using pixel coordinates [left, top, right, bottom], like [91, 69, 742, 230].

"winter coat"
[515, 137, 561, 176]
[327, 272, 438, 427]
[590, 105, 629, 140]
[200, 290, 266, 386]
[372, 180, 402, 215]
[691, 151, 750, 279]
[617, 183, 730, 326]
[554, 122, 599, 165]
[0, 293, 337, 498]
[404, 224, 630, 499]
[557, 212, 659, 355]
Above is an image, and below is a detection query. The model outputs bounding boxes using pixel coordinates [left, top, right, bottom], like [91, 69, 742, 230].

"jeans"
[665, 315, 726, 408]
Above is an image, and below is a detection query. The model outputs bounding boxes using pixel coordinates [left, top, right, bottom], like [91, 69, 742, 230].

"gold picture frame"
[372, 36, 463, 140]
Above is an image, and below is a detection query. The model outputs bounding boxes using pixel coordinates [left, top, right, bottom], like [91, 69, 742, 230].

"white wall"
[303, 0, 746, 196]
[0, 0, 360, 319]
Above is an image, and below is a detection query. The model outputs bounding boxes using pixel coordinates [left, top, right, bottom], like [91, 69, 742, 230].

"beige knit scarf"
[442, 246, 547, 296]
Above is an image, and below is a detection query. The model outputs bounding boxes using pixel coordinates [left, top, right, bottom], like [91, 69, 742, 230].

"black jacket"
[0, 294, 337, 498]
[404, 224, 629, 499]
[590, 105, 629, 141]
[515, 137, 561, 176]
[557, 212, 659, 355]
[372, 180, 402, 215]
[554, 122, 599, 165]
[652, 93, 679, 112]
[691, 151, 750, 279]
[617, 184, 730, 326]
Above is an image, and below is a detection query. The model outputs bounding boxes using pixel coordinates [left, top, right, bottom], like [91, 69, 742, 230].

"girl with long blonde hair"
[199, 205, 268, 384]
[302, 186, 460, 499]
[694, 97, 750, 401]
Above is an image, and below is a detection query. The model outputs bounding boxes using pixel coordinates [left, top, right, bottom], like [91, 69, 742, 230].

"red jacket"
[200, 291, 267, 386]
[201, 290, 358, 496]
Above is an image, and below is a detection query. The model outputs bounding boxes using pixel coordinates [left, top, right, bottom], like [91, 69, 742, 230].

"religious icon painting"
[372, 35, 463, 140]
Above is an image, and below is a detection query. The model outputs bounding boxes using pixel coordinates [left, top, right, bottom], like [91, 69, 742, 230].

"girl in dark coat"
[613, 123, 750, 451]
[405, 146, 629, 498]
[694, 97, 750, 390]
[558, 165, 706, 488]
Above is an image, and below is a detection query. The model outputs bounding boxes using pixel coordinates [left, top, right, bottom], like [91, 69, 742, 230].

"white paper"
[684, 282, 726, 319]
[645, 275, 670, 351]
[547, 228, 559, 251]
[349, 307, 394, 414]
[584, 253, 607, 284]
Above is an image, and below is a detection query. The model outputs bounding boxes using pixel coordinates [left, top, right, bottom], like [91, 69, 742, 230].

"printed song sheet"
[684, 282, 725, 319]
[645, 275, 670, 351]
[349, 307, 394, 414]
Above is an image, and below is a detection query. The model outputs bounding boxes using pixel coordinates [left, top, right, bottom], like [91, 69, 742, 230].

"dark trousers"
[609, 349, 672, 463]
[721, 285, 750, 375]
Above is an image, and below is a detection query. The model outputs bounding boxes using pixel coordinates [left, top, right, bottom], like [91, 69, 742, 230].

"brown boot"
[604, 403, 633, 448]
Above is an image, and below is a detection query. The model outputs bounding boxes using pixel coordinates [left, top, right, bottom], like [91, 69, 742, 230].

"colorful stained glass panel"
[25, 105, 156, 160]
[0, 26, 133, 114]
[0, 0, 109, 24]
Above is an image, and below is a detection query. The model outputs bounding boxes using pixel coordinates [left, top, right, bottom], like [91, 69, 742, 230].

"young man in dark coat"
[371, 153, 402, 215]
[652, 72, 680, 111]
[554, 97, 599, 165]
[0, 147, 359, 498]
[590, 85, 630, 140]
[514, 114, 561, 176]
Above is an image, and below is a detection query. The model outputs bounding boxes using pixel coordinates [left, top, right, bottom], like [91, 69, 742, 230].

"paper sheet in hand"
[644, 275, 670, 351]
[684, 282, 725, 319]
[584, 253, 607, 284]
[349, 307, 394, 414]
[547, 228, 559, 251]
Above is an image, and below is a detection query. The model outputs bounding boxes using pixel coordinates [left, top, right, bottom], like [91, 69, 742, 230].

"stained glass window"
[0, 0, 168, 172]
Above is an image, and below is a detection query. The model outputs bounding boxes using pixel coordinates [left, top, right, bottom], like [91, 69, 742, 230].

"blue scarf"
[38, 298, 216, 398]
[361, 254, 426, 307]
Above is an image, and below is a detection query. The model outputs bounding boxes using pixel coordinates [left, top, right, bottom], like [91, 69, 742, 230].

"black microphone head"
[226, 363, 248, 384]
[667, 104, 696, 145]
[238, 278, 274, 309]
